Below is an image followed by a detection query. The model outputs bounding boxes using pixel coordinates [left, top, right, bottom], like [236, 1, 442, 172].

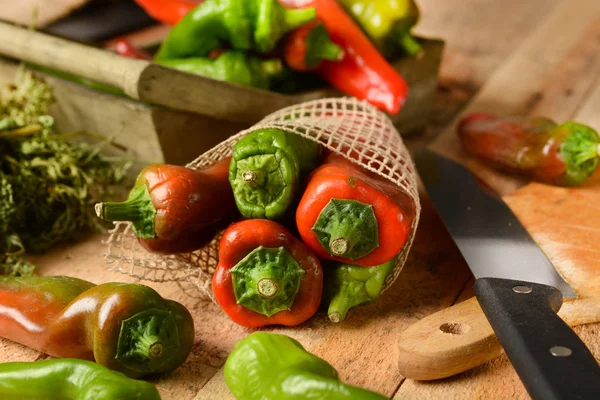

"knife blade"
[413, 147, 600, 400]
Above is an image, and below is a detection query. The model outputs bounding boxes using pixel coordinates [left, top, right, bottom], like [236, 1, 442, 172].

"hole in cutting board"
[439, 322, 471, 335]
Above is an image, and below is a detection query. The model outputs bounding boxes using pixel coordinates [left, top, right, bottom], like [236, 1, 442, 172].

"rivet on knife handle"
[396, 296, 502, 380]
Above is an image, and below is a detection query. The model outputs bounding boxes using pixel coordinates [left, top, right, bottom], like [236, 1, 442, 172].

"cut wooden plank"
[0, 0, 89, 27]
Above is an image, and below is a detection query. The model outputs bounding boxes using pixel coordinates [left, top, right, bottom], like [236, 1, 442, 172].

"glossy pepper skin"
[96, 158, 237, 254]
[283, 21, 344, 71]
[457, 113, 600, 186]
[113, 37, 152, 60]
[0, 358, 161, 400]
[0, 276, 195, 378]
[157, 51, 283, 89]
[212, 220, 323, 328]
[297, 153, 415, 267]
[326, 258, 395, 322]
[224, 332, 388, 399]
[154, 0, 316, 61]
[229, 129, 322, 219]
[280, 0, 409, 114]
[134, 0, 199, 25]
[339, 0, 422, 57]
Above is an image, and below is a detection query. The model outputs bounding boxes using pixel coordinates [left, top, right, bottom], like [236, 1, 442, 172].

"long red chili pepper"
[296, 153, 415, 266]
[212, 219, 323, 328]
[457, 113, 600, 186]
[134, 0, 199, 25]
[281, 0, 409, 114]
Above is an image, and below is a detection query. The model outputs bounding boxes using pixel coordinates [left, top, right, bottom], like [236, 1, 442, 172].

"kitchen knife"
[412, 147, 600, 400]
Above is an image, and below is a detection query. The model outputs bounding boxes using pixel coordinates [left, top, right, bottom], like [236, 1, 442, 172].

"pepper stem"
[230, 246, 305, 317]
[312, 199, 379, 260]
[330, 238, 349, 257]
[242, 169, 259, 184]
[305, 23, 345, 68]
[95, 185, 157, 239]
[116, 309, 180, 373]
[398, 31, 423, 58]
[328, 285, 353, 323]
[260, 59, 283, 77]
[283, 8, 317, 32]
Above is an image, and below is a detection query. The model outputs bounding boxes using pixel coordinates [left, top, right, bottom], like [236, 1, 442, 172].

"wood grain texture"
[0, 0, 89, 27]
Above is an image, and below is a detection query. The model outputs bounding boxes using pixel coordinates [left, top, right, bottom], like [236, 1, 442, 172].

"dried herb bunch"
[0, 69, 131, 276]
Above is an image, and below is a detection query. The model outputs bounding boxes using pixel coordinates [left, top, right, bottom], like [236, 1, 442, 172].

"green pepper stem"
[398, 31, 423, 58]
[313, 41, 345, 62]
[257, 278, 279, 298]
[283, 8, 317, 32]
[328, 285, 353, 323]
[134, 334, 165, 360]
[95, 185, 157, 239]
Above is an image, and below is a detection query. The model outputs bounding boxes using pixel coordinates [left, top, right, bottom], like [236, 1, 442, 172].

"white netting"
[103, 97, 421, 302]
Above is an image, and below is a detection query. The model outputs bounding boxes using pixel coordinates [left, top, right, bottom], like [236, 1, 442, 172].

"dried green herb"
[0, 68, 131, 276]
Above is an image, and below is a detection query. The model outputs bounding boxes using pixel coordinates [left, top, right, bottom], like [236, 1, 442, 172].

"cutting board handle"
[396, 296, 503, 380]
[0, 21, 149, 99]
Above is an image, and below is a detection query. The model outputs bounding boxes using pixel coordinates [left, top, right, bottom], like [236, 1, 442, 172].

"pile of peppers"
[97, 128, 417, 328]
[130, 0, 423, 114]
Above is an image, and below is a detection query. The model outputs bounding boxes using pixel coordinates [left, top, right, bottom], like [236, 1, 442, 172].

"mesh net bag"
[103, 97, 421, 302]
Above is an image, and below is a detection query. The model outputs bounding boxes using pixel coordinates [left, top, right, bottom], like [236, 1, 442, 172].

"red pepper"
[0, 276, 195, 378]
[457, 113, 600, 186]
[113, 37, 152, 60]
[283, 21, 344, 71]
[134, 0, 199, 25]
[95, 158, 237, 254]
[212, 219, 323, 328]
[296, 153, 415, 266]
[281, 0, 409, 114]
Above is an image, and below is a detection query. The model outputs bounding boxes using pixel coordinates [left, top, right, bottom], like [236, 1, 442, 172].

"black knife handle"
[474, 277, 600, 400]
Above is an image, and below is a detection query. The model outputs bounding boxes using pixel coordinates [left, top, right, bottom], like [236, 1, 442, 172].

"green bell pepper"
[339, 0, 422, 57]
[326, 258, 395, 322]
[154, 0, 316, 61]
[224, 332, 388, 399]
[229, 128, 322, 220]
[0, 358, 161, 400]
[157, 51, 283, 89]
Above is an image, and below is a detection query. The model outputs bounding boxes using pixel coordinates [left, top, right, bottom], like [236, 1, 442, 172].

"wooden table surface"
[1, 0, 600, 399]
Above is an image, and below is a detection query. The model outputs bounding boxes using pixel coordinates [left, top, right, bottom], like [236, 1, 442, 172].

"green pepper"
[154, 0, 316, 61]
[339, 0, 422, 57]
[157, 51, 283, 89]
[229, 128, 322, 220]
[224, 332, 388, 399]
[326, 258, 395, 322]
[0, 358, 161, 400]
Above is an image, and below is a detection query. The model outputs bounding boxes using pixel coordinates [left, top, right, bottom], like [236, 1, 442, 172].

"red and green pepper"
[212, 219, 323, 327]
[297, 153, 415, 266]
[0, 276, 194, 378]
[457, 113, 600, 186]
[154, 0, 316, 61]
[96, 158, 237, 254]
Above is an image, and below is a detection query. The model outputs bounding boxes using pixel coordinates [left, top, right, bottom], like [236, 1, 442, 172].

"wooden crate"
[0, 22, 443, 165]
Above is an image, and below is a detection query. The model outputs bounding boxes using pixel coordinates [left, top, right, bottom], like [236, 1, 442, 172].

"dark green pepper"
[0, 358, 161, 400]
[339, 0, 422, 57]
[229, 128, 322, 220]
[326, 258, 395, 322]
[154, 0, 316, 61]
[224, 332, 388, 399]
[157, 51, 283, 89]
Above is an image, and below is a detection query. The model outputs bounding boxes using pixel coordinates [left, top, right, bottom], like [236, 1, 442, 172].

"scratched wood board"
[1, 0, 600, 399]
